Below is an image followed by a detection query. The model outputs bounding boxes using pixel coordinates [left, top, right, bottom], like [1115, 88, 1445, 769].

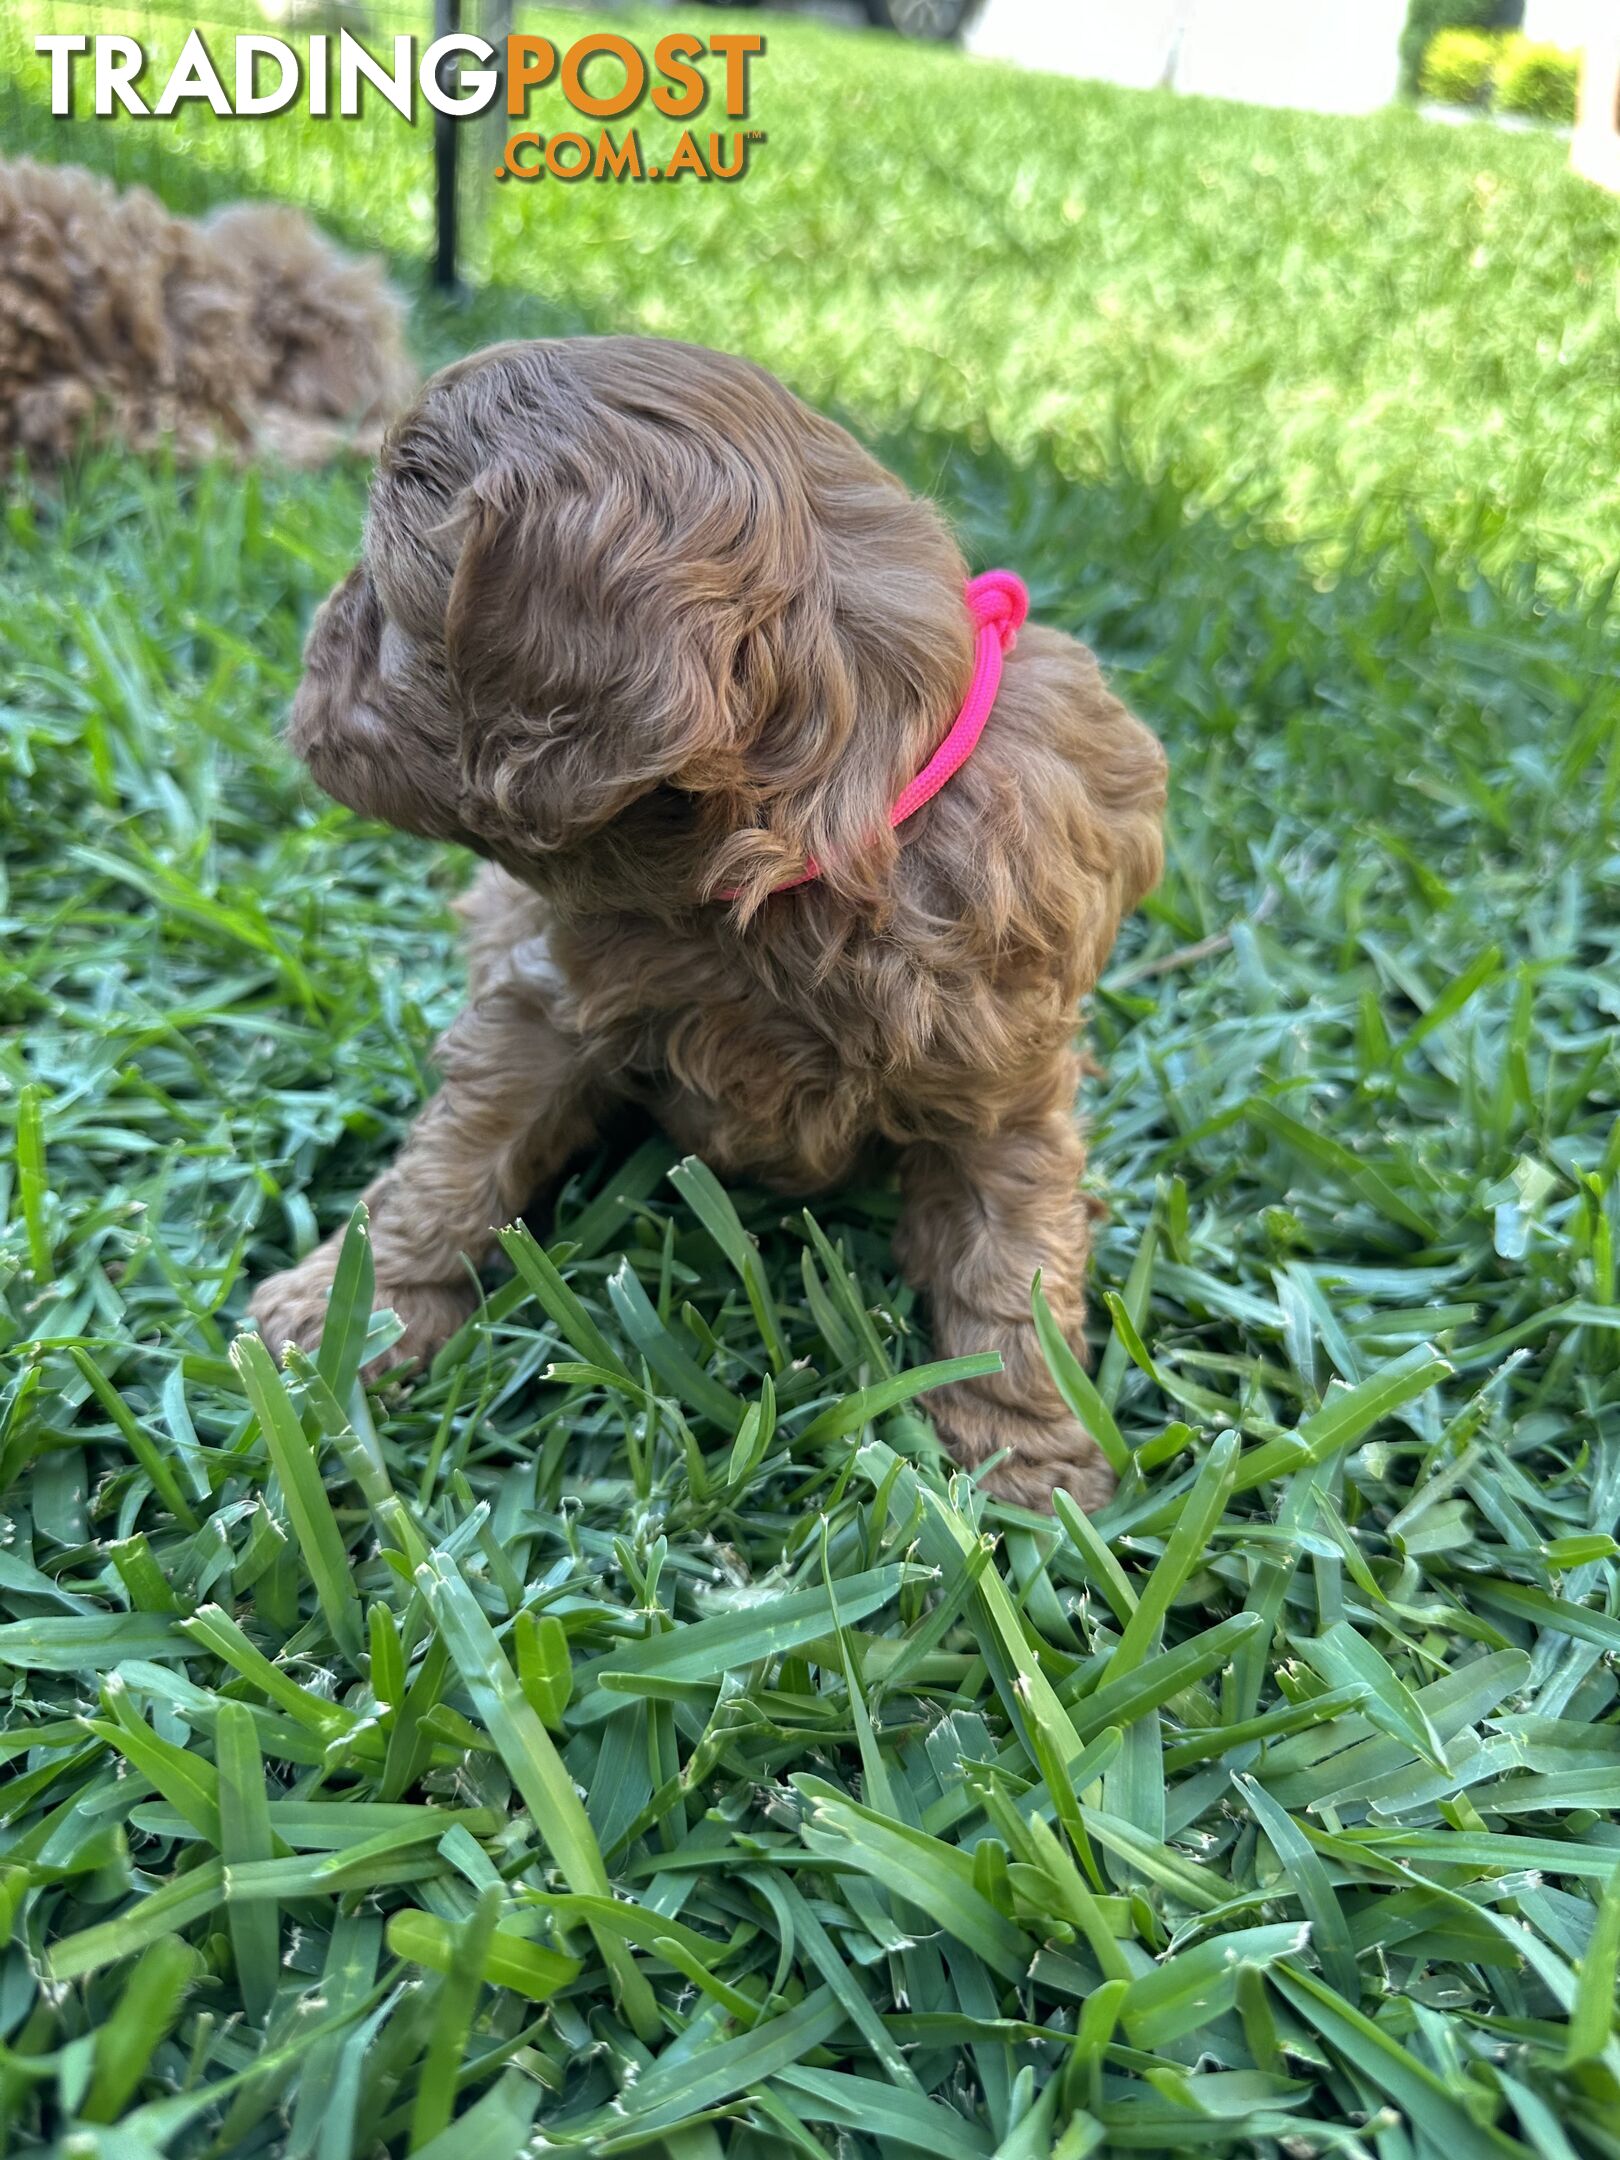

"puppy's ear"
[443, 460, 761, 854]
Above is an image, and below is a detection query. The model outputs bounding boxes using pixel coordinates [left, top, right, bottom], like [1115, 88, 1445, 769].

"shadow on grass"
[2, 123, 1614, 1317]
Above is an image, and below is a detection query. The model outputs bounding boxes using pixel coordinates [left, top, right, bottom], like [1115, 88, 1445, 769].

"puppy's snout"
[310, 562, 371, 657]
[283, 566, 380, 793]
[288, 679, 388, 787]
[284, 562, 467, 843]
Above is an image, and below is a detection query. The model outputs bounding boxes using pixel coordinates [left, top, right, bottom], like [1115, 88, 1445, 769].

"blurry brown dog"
[249, 337, 1167, 1510]
[0, 157, 412, 468]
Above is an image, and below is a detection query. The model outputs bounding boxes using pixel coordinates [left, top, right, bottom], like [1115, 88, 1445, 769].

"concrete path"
[966, 0, 1407, 115]
[796, 0, 1409, 116]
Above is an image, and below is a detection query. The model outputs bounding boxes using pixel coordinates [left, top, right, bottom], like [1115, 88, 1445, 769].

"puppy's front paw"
[368, 1280, 479, 1371]
[930, 1396, 1116, 1515]
[978, 1445, 1116, 1515]
[248, 1262, 474, 1377]
[248, 1258, 343, 1364]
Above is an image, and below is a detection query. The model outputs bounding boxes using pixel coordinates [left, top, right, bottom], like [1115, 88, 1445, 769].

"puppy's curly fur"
[0, 157, 412, 467]
[251, 337, 1168, 1510]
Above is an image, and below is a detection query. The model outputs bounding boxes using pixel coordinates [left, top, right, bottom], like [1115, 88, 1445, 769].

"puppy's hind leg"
[894, 1075, 1113, 1513]
[249, 970, 602, 1374]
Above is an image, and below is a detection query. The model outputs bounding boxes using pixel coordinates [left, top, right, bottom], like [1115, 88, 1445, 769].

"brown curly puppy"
[0, 157, 412, 467]
[250, 337, 1167, 1510]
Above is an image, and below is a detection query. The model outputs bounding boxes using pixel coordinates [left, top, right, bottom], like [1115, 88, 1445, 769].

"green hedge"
[1399, 0, 1519, 97]
[1419, 26, 1499, 104]
[1419, 26, 1579, 124]
[1495, 35, 1579, 120]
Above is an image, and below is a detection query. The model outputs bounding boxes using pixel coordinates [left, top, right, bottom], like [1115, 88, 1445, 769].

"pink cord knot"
[967, 569, 1029, 653]
[717, 566, 1029, 900]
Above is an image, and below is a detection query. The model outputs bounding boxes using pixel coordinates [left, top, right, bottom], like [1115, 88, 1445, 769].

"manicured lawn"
[7, 2, 1620, 567]
[2, 8, 1619, 2156]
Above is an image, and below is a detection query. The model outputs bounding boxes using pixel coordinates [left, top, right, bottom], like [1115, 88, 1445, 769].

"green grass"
[4, 10, 1620, 2157]
[7, 2, 1620, 571]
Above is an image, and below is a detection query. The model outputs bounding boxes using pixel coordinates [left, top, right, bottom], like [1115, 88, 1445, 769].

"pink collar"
[726, 569, 1028, 899]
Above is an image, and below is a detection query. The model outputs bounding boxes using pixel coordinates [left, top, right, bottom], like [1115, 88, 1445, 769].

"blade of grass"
[216, 1701, 279, 2026]
[414, 1550, 660, 2043]
[231, 1333, 362, 1663]
[1032, 1275, 1130, 1479]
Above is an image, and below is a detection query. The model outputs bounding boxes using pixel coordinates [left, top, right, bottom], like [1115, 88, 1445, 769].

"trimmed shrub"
[1494, 36, 1578, 123]
[1399, 0, 1519, 98]
[1420, 27, 1500, 105]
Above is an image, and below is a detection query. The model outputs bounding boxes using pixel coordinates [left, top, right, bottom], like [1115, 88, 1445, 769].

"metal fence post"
[433, 0, 461, 291]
